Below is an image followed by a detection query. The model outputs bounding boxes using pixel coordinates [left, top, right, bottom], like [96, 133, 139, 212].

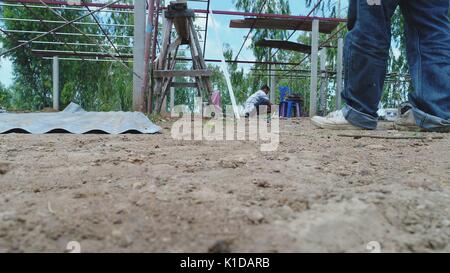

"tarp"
[0, 103, 161, 134]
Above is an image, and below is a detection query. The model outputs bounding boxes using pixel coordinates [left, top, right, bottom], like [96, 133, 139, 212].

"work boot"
[311, 110, 363, 130]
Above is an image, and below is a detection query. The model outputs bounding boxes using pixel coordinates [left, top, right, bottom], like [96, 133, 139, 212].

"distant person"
[244, 85, 272, 118]
[211, 90, 222, 113]
[312, 0, 450, 132]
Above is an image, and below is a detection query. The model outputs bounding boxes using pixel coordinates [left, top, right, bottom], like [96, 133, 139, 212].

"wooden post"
[309, 19, 319, 117]
[161, 93, 168, 115]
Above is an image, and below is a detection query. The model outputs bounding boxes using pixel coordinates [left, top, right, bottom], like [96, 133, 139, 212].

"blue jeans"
[342, 0, 450, 131]
[255, 98, 271, 115]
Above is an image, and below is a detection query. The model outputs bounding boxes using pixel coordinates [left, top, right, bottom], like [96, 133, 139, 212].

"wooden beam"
[168, 37, 183, 54]
[230, 18, 339, 34]
[256, 39, 311, 53]
[171, 82, 199, 88]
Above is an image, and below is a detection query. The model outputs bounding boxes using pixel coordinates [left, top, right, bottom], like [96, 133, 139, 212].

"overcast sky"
[0, 0, 348, 87]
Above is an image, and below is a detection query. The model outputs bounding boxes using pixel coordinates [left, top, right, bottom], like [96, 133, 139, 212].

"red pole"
[151, 0, 160, 64]
[148, 0, 160, 114]
[141, 0, 155, 114]
[4, 0, 134, 9]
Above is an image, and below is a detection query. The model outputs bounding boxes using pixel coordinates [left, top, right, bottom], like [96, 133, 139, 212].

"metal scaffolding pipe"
[1, 0, 347, 22]
[309, 19, 319, 117]
[0, 0, 123, 57]
[52, 55, 59, 111]
[0, 17, 133, 28]
[18, 40, 132, 49]
[336, 37, 344, 110]
[133, 0, 146, 112]
[3, 29, 133, 39]
[0, 2, 133, 13]
[2, 0, 134, 9]
[319, 47, 327, 115]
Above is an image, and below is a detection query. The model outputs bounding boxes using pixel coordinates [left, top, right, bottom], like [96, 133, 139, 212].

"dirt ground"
[0, 118, 449, 253]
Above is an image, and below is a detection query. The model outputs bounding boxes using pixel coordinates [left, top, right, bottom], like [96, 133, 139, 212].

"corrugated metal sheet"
[0, 103, 161, 134]
[255, 39, 312, 53]
[230, 18, 340, 34]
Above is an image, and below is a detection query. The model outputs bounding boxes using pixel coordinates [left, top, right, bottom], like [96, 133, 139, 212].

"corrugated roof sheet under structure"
[0, 103, 161, 134]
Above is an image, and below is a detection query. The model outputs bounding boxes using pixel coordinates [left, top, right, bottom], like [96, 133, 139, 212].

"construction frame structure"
[0, 0, 355, 116]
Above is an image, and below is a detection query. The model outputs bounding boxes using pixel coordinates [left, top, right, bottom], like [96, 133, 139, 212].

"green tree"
[0, 83, 11, 108]
[0, 1, 134, 111]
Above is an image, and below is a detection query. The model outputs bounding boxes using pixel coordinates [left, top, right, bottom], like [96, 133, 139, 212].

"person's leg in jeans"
[399, 0, 450, 132]
[254, 98, 272, 116]
[341, 0, 400, 129]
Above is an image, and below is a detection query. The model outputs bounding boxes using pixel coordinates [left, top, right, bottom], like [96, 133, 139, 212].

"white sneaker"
[394, 106, 423, 132]
[311, 110, 363, 130]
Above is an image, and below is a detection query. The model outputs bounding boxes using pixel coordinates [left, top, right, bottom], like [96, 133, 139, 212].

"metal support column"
[319, 47, 327, 115]
[309, 19, 319, 117]
[336, 37, 344, 110]
[52, 55, 59, 111]
[170, 87, 175, 113]
[271, 70, 276, 104]
[133, 0, 146, 112]
[267, 49, 271, 90]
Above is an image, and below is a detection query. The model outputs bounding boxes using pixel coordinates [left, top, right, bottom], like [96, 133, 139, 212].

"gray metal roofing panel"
[0, 103, 161, 134]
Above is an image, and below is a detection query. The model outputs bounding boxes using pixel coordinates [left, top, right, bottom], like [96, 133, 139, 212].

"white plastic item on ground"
[0, 102, 161, 134]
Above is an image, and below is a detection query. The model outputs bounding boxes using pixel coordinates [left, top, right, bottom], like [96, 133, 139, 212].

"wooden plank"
[158, 16, 174, 70]
[188, 23, 206, 97]
[188, 18, 214, 100]
[167, 37, 183, 54]
[174, 16, 190, 43]
[230, 18, 339, 34]
[158, 46, 179, 112]
[171, 82, 199, 88]
[154, 69, 213, 78]
[256, 39, 311, 53]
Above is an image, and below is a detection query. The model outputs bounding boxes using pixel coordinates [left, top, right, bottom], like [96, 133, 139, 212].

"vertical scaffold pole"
[133, 0, 146, 112]
[52, 55, 60, 111]
[309, 19, 319, 117]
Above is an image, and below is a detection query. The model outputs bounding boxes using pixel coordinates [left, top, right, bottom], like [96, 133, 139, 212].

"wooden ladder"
[153, 1, 213, 113]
